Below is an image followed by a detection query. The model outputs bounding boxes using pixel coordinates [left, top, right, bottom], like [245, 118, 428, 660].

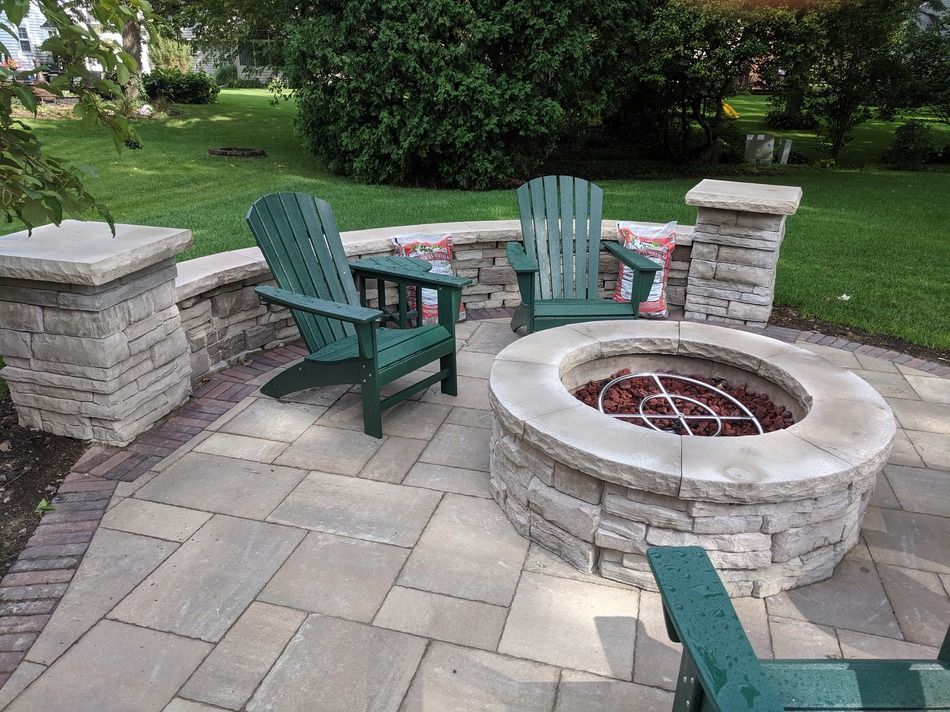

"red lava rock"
[573, 370, 795, 437]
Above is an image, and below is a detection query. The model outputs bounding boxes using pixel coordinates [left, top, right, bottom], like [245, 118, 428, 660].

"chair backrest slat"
[247, 193, 358, 352]
[516, 176, 604, 300]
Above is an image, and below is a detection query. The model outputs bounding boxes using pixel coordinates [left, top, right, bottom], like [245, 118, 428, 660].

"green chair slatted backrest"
[516, 175, 604, 301]
[247, 192, 360, 353]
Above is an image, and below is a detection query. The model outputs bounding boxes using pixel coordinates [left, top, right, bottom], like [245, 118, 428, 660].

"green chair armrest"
[602, 241, 661, 275]
[506, 242, 539, 274]
[255, 285, 385, 325]
[647, 547, 784, 712]
[350, 259, 472, 290]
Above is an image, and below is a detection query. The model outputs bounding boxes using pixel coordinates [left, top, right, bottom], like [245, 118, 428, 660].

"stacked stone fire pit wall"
[488, 321, 895, 597]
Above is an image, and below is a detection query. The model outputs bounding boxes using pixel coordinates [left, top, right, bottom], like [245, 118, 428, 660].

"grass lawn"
[3, 89, 948, 350]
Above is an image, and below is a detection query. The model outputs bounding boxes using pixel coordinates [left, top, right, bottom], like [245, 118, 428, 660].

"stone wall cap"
[0, 220, 192, 286]
[686, 179, 802, 215]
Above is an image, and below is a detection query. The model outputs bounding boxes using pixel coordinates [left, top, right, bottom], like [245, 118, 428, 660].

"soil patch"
[0, 399, 87, 577]
[770, 304, 949, 366]
[574, 369, 795, 436]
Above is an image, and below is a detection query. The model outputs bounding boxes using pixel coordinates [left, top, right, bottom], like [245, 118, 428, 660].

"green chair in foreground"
[247, 192, 470, 438]
[507, 175, 660, 333]
[648, 546, 950, 711]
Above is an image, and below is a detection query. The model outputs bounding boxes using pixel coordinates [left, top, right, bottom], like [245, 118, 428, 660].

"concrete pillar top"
[0, 220, 192, 286]
[686, 179, 803, 216]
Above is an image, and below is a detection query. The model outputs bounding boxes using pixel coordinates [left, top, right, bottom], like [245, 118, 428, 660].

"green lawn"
[727, 94, 950, 167]
[4, 89, 949, 350]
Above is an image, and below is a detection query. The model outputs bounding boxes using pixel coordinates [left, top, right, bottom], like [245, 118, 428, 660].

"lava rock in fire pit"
[573, 369, 795, 436]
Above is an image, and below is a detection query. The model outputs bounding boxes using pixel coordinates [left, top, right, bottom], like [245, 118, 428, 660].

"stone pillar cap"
[686, 179, 802, 216]
[0, 221, 192, 286]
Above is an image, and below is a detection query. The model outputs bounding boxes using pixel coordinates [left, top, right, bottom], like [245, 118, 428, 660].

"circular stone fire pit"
[488, 321, 895, 597]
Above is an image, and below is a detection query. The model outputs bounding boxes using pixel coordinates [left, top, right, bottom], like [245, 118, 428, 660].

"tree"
[284, 0, 608, 189]
[800, 0, 913, 159]
[1, 0, 154, 230]
[603, 0, 776, 163]
[903, 10, 950, 125]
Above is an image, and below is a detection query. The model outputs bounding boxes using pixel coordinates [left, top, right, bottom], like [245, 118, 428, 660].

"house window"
[18, 26, 31, 53]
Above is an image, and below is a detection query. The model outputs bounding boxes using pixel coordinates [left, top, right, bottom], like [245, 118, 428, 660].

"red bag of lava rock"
[392, 233, 466, 325]
[612, 221, 676, 318]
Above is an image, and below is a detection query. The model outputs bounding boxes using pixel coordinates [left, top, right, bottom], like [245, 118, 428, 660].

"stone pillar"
[684, 179, 802, 327]
[0, 220, 193, 445]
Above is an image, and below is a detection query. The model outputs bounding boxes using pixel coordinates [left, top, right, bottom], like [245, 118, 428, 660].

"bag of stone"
[392, 233, 466, 324]
[612, 221, 676, 318]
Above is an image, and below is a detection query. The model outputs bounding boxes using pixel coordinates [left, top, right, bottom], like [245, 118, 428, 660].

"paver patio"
[1, 318, 948, 711]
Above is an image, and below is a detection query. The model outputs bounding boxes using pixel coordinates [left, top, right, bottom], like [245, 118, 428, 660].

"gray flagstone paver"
[499, 572, 640, 680]
[419, 423, 492, 471]
[100, 498, 212, 542]
[768, 616, 841, 658]
[274, 424, 384, 474]
[135, 452, 308, 520]
[863, 506, 950, 574]
[402, 462, 492, 498]
[259, 531, 408, 621]
[904, 429, 950, 470]
[877, 563, 950, 647]
[556, 670, 673, 712]
[194, 431, 289, 463]
[398, 494, 528, 606]
[373, 586, 508, 651]
[26, 528, 177, 666]
[400, 642, 559, 712]
[218, 398, 326, 442]
[359, 436, 428, 483]
[885, 464, 950, 516]
[179, 601, 307, 710]
[8, 620, 209, 712]
[109, 514, 304, 642]
[267, 472, 441, 547]
[246, 615, 426, 712]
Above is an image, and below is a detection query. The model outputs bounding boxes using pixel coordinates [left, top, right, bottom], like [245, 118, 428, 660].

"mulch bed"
[574, 369, 795, 436]
[770, 304, 949, 366]
[0, 399, 87, 577]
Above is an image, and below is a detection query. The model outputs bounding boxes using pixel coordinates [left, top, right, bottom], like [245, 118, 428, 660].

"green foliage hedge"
[143, 69, 220, 104]
[283, 0, 609, 189]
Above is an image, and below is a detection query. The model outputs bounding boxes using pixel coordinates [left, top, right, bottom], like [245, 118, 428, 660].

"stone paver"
[26, 528, 177, 665]
[885, 464, 950, 516]
[100, 498, 211, 542]
[402, 462, 491, 497]
[905, 429, 950, 470]
[110, 515, 304, 641]
[259, 531, 408, 621]
[863, 506, 950, 574]
[194, 431, 289, 463]
[246, 615, 426, 712]
[401, 642, 559, 712]
[6, 320, 950, 711]
[769, 616, 840, 658]
[8, 620, 209, 712]
[180, 602, 306, 710]
[499, 572, 640, 680]
[420, 423, 492, 471]
[399, 494, 528, 605]
[876, 564, 950, 648]
[765, 554, 902, 639]
[373, 586, 507, 651]
[556, 670, 673, 712]
[135, 452, 308, 520]
[218, 398, 326, 441]
[274, 424, 383, 474]
[268, 472, 441, 547]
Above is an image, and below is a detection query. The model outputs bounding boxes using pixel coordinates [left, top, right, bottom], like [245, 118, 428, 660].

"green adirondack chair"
[648, 546, 950, 711]
[247, 192, 471, 438]
[507, 175, 661, 333]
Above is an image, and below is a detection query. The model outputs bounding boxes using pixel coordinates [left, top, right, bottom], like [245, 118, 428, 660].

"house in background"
[1, 1, 150, 78]
[183, 28, 272, 82]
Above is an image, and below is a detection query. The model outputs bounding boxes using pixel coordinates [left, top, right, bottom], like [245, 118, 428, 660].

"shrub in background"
[142, 69, 220, 104]
[214, 64, 239, 87]
[881, 120, 937, 168]
[150, 33, 193, 73]
[283, 0, 609, 189]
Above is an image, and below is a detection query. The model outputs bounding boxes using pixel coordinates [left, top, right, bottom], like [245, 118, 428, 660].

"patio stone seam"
[394, 637, 434, 711]
[217, 609, 310, 712]
[864, 556, 911, 644]
[768, 613, 844, 658]
[492, 536, 533, 654]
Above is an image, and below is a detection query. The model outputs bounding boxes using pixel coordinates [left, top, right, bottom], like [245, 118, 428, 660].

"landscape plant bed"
[0, 399, 87, 576]
[573, 369, 796, 436]
[208, 146, 266, 157]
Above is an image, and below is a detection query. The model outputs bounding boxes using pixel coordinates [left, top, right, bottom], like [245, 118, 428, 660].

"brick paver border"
[0, 310, 945, 686]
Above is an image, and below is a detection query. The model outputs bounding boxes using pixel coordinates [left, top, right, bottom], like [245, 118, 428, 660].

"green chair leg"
[259, 361, 320, 399]
[440, 351, 458, 396]
[509, 304, 529, 333]
[360, 365, 383, 439]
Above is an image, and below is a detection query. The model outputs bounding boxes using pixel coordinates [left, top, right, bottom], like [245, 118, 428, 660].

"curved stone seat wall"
[174, 220, 696, 381]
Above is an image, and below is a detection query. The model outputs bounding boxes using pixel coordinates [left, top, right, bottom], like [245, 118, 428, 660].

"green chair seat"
[308, 325, 451, 366]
